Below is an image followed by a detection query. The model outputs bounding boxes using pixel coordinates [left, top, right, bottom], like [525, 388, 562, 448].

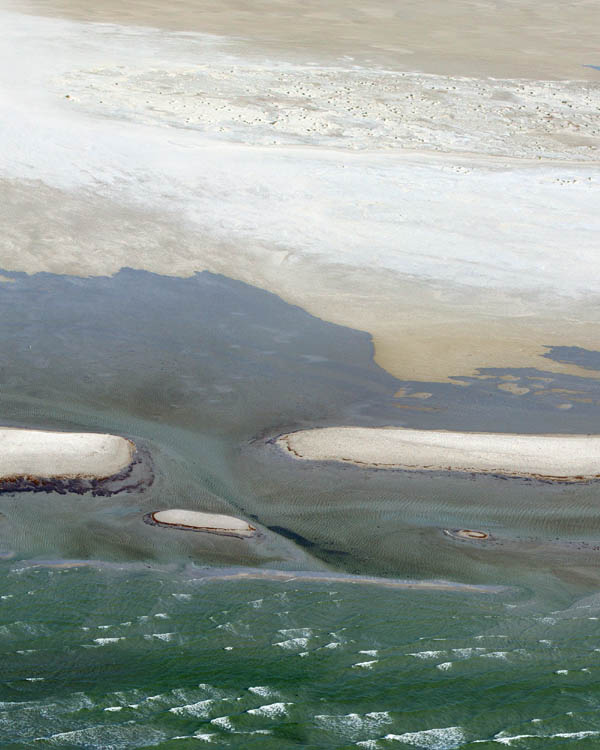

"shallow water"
[2, 268, 600, 747]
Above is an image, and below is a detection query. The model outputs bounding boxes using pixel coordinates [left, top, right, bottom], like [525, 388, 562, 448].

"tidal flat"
[1, 0, 600, 746]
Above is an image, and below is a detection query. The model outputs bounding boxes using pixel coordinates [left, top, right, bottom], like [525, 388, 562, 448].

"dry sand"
[278, 427, 600, 481]
[0, 4, 598, 385]
[148, 509, 257, 537]
[0, 428, 135, 480]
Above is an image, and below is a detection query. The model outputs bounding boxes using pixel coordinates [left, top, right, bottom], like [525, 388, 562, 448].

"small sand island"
[0, 427, 135, 481]
[277, 427, 600, 482]
[145, 509, 257, 538]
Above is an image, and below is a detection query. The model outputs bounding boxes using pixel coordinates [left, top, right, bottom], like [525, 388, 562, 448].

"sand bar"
[147, 509, 257, 537]
[15, 559, 506, 593]
[278, 427, 600, 481]
[0, 428, 135, 480]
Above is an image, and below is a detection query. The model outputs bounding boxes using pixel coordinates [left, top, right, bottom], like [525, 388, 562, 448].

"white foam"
[480, 651, 508, 660]
[104, 706, 122, 712]
[277, 628, 313, 638]
[352, 660, 378, 669]
[210, 716, 234, 731]
[408, 651, 446, 659]
[92, 637, 125, 645]
[452, 648, 485, 658]
[248, 686, 277, 698]
[385, 726, 465, 748]
[359, 650, 378, 656]
[144, 632, 175, 641]
[436, 662, 453, 671]
[170, 699, 214, 717]
[274, 637, 309, 650]
[247, 701, 291, 718]
[492, 730, 600, 745]
[172, 593, 191, 601]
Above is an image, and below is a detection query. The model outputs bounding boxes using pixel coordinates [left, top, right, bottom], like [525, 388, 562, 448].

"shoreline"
[277, 427, 600, 482]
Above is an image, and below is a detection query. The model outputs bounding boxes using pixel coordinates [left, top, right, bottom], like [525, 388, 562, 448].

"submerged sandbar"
[277, 427, 600, 482]
[0, 427, 135, 480]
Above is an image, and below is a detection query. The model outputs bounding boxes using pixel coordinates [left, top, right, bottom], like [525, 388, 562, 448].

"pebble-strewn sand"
[278, 427, 600, 481]
[0, 1, 598, 383]
[0, 428, 134, 479]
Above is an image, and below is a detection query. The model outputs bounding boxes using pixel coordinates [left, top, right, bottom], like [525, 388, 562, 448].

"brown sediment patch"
[144, 509, 257, 539]
[444, 529, 491, 541]
[276, 427, 600, 483]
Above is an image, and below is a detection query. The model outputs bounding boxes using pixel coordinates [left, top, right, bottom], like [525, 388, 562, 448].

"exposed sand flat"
[0, 428, 135, 480]
[147, 509, 257, 537]
[0, 8, 598, 384]
[8, 0, 599, 80]
[278, 427, 600, 481]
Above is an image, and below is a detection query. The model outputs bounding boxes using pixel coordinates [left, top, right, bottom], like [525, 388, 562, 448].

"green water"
[3, 565, 600, 749]
[2, 269, 600, 748]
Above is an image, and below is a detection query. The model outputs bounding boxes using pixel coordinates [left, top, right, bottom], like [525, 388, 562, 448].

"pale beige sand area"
[147, 509, 257, 538]
[0, 428, 135, 480]
[9, 0, 600, 80]
[0, 5, 598, 385]
[278, 427, 600, 481]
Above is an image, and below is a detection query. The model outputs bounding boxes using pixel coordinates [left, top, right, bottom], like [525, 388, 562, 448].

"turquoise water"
[2, 269, 600, 748]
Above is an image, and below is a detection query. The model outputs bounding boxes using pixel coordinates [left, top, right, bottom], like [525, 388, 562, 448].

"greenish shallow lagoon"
[2, 269, 600, 748]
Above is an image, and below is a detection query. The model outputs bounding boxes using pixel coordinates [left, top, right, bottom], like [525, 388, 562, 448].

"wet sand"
[277, 427, 600, 481]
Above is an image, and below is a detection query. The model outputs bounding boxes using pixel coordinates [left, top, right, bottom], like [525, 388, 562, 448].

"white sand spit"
[0, 428, 135, 480]
[278, 428, 600, 481]
[149, 510, 256, 537]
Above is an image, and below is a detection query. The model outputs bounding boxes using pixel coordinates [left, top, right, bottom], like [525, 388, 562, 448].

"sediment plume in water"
[277, 427, 600, 482]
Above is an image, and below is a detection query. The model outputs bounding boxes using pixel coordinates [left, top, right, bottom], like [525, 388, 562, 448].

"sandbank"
[145, 509, 257, 538]
[13, 559, 506, 592]
[0, 427, 135, 480]
[278, 427, 600, 481]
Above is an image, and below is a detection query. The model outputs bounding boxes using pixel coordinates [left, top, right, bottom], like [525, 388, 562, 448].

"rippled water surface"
[2, 269, 600, 748]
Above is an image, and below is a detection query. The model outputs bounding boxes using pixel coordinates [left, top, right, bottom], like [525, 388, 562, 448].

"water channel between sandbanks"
[0, 268, 600, 607]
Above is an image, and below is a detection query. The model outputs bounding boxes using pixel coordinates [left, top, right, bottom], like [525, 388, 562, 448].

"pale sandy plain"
[0, 428, 135, 479]
[0, 0, 599, 384]
[278, 427, 600, 481]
